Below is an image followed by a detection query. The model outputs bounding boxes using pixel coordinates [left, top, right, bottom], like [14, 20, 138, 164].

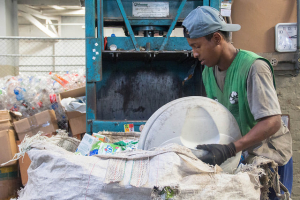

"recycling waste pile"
[1, 128, 280, 200]
[0, 71, 86, 130]
[0, 87, 283, 199]
[0, 71, 86, 199]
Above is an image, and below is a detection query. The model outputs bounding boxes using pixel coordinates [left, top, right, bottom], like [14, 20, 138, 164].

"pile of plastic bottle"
[0, 70, 86, 129]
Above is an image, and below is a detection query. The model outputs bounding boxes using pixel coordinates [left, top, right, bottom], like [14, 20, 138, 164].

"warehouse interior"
[0, 0, 299, 199]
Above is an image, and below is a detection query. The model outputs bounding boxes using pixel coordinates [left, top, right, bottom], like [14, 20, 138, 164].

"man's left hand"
[196, 143, 236, 166]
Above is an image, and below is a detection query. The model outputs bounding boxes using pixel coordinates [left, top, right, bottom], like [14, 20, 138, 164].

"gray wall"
[61, 16, 85, 38]
[19, 16, 127, 38]
[275, 73, 300, 198]
[0, 0, 18, 36]
[0, 0, 19, 77]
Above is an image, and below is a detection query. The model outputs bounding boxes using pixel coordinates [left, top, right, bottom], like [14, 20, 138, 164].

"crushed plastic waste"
[113, 139, 139, 151]
[75, 133, 139, 156]
[92, 133, 109, 142]
[60, 96, 86, 113]
[89, 142, 123, 156]
[0, 71, 86, 129]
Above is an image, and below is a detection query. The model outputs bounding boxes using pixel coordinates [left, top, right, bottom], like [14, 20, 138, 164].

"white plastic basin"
[138, 96, 242, 173]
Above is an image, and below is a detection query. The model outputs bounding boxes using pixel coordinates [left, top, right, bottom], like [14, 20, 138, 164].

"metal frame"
[159, 0, 187, 51]
[116, 0, 139, 51]
[18, 5, 62, 37]
[85, 0, 220, 134]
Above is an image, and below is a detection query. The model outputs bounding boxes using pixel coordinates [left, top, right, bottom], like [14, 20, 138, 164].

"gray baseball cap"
[182, 6, 241, 39]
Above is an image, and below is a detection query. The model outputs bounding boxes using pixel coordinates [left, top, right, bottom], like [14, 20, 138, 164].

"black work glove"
[196, 143, 236, 166]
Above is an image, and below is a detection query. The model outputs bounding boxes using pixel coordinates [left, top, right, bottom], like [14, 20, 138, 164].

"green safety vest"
[202, 49, 275, 136]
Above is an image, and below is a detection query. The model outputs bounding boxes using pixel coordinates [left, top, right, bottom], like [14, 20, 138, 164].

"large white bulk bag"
[16, 142, 261, 200]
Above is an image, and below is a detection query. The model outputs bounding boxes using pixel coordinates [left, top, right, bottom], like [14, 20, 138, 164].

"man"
[182, 6, 293, 198]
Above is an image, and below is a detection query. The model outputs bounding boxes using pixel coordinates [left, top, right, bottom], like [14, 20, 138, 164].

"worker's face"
[187, 33, 222, 67]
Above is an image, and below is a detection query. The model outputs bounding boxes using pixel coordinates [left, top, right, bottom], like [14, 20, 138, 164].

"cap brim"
[220, 24, 241, 32]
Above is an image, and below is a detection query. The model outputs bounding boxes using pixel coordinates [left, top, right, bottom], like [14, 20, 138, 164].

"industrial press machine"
[85, 0, 221, 133]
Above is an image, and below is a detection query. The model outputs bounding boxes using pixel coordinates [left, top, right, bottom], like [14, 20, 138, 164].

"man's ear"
[212, 32, 222, 45]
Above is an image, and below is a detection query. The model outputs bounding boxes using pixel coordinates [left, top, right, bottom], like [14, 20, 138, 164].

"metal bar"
[19, 12, 58, 38]
[116, 0, 139, 51]
[86, 0, 102, 82]
[159, 0, 187, 51]
[97, 0, 104, 50]
[85, 0, 100, 133]
[53, 43, 55, 72]
[97, 0, 101, 39]
[18, 4, 61, 21]
[86, 38, 102, 82]
[86, 83, 97, 134]
[48, 20, 59, 35]
[92, 120, 146, 132]
[101, 0, 104, 51]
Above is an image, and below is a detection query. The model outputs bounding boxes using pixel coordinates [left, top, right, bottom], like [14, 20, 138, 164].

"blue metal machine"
[85, 0, 220, 134]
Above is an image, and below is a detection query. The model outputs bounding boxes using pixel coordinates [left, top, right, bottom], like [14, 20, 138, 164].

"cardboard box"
[13, 110, 58, 141]
[0, 110, 20, 132]
[59, 87, 86, 136]
[16, 141, 31, 186]
[0, 179, 22, 199]
[0, 165, 19, 180]
[0, 129, 18, 166]
[0, 165, 21, 199]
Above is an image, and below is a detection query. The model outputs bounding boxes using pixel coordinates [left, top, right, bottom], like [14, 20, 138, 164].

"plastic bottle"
[52, 74, 69, 88]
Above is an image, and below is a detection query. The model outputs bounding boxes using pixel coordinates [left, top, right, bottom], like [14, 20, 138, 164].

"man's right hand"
[196, 142, 236, 166]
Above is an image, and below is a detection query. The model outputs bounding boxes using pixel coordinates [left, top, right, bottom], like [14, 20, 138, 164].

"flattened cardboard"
[0, 129, 17, 166]
[59, 87, 85, 101]
[0, 111, 12, 121]
[59, 87, 86, 136]
[16, 141, 31, 186]
[0, 110, 19, 132]
[0, 121, 12, 132]
[13, 110, 58, 141]
[0, 165, 19, 180]
[69, 114, 86, 136]
[0, 178, 22, 199]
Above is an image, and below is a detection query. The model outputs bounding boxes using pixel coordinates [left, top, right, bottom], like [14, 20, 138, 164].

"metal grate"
[0, 37, 85, 76]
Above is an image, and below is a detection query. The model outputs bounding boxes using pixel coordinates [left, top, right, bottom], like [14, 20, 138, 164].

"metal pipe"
[297, 0, 300, 75]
